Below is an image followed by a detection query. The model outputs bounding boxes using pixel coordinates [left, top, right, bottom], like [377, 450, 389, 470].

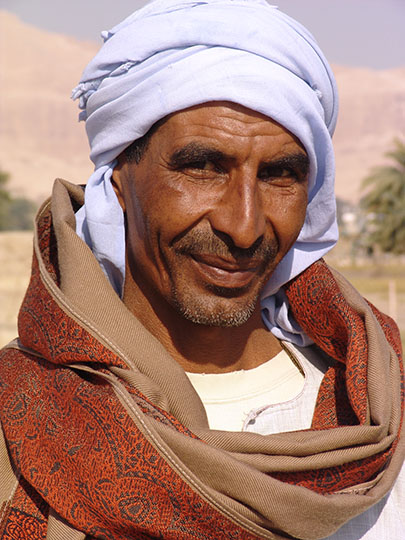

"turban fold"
[73, 0, 339, 344]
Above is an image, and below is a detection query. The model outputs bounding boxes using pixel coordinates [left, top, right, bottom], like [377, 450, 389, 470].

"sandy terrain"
[0, 232, 33, 345]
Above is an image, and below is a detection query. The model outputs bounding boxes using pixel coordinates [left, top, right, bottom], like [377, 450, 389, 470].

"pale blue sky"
[1, 0, 404, 69]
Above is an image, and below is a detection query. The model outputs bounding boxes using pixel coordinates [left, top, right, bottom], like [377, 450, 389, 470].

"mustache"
[173, 229, 278, 263]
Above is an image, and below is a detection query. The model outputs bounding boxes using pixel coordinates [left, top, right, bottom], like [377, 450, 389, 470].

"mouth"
[189, 253, 262, 288]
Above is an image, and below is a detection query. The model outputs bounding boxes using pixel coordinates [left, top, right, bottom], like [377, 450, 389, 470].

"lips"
[189, 253, 261, 288]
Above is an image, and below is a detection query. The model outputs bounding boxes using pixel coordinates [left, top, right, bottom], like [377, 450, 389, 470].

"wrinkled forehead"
[166, 101, 305, 140]
[134, 101, 308, 159]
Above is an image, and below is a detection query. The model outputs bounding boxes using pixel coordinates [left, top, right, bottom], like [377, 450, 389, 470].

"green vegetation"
[0, 168, 36, 231]
[360, 139, 405, 255]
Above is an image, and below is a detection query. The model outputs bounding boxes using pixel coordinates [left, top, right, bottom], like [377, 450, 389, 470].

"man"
[0, 1, 403, 539]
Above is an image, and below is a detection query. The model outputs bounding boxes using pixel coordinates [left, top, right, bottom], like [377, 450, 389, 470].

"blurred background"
[0, 0, 404, 345]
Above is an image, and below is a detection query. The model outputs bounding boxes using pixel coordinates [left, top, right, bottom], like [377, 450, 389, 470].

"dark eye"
[257, 165, 305, 185]
[181, 160, 225, 176]
[185, 160, 218, 171]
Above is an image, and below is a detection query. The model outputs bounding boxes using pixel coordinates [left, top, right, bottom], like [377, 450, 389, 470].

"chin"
[170, 286, 259, 327]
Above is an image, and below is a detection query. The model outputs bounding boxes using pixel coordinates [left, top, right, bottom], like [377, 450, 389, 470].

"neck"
[122, 266, 282, 374]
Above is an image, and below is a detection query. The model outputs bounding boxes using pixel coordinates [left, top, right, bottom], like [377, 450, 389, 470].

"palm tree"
[0, 168, 36, 231]
[0, 169, 12, 230]
[360, 139, 405, 255]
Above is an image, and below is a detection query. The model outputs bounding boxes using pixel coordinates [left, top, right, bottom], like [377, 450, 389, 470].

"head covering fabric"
[73, 0, 339, 345]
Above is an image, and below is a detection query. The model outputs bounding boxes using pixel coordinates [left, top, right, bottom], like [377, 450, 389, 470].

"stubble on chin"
[170, 282, 260, 327]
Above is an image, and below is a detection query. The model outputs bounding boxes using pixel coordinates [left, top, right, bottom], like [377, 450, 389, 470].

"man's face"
[114, 102, 309, 327]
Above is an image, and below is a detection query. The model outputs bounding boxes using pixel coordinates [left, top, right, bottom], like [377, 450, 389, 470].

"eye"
[180, 160, 225, 177]
[257, 165, 306, 186]
[184, 160, 218, 172]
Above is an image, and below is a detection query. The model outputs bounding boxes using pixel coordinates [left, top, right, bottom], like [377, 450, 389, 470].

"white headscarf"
[73, 0, 339, 345]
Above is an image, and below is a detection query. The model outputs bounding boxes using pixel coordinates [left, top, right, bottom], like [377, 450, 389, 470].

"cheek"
[139, 176, 219, 240]
[263, 187, 308, 246]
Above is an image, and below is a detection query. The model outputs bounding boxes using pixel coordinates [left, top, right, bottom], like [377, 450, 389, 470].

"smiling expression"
[113, 102, 309, 327]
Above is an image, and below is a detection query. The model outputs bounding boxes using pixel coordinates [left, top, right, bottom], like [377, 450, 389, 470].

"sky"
[1, 0, 404, 69]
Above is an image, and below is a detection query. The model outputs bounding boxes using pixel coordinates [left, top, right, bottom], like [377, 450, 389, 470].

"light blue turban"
[73, 0, 339, 346]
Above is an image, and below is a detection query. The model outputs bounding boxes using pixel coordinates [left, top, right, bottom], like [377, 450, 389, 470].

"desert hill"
[1, 10, 404, 205]
[332, 65, 405, 200]
[0, 11, 97, 201]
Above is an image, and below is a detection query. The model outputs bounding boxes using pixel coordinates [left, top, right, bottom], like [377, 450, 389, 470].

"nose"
[208, 172, 267, 249]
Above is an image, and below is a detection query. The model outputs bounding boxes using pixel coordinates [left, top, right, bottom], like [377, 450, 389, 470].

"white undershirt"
[186, 348, 305, 431]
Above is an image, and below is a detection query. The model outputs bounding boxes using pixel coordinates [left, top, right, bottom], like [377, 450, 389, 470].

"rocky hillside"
[1, 10, 404, 205]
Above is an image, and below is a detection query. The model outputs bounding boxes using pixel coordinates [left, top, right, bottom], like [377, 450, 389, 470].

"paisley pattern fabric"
[0, 181, 403, 540]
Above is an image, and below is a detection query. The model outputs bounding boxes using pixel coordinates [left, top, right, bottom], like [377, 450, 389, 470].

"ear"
[111, 156, 127, 212]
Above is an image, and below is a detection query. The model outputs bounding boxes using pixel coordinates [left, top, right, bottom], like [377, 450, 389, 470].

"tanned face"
[113, 102, 309, 328]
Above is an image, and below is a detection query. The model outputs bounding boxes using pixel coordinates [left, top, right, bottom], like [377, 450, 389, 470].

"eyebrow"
[168, 143, 226, 168]
[168, 141, 309, 173]
[260, 153, 310, 175]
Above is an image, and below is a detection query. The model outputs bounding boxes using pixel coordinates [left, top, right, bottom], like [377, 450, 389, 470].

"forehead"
[151, 101, 306, 157]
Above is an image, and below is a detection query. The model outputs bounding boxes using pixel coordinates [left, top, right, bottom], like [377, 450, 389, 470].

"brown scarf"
[0, 179, 403, 540]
